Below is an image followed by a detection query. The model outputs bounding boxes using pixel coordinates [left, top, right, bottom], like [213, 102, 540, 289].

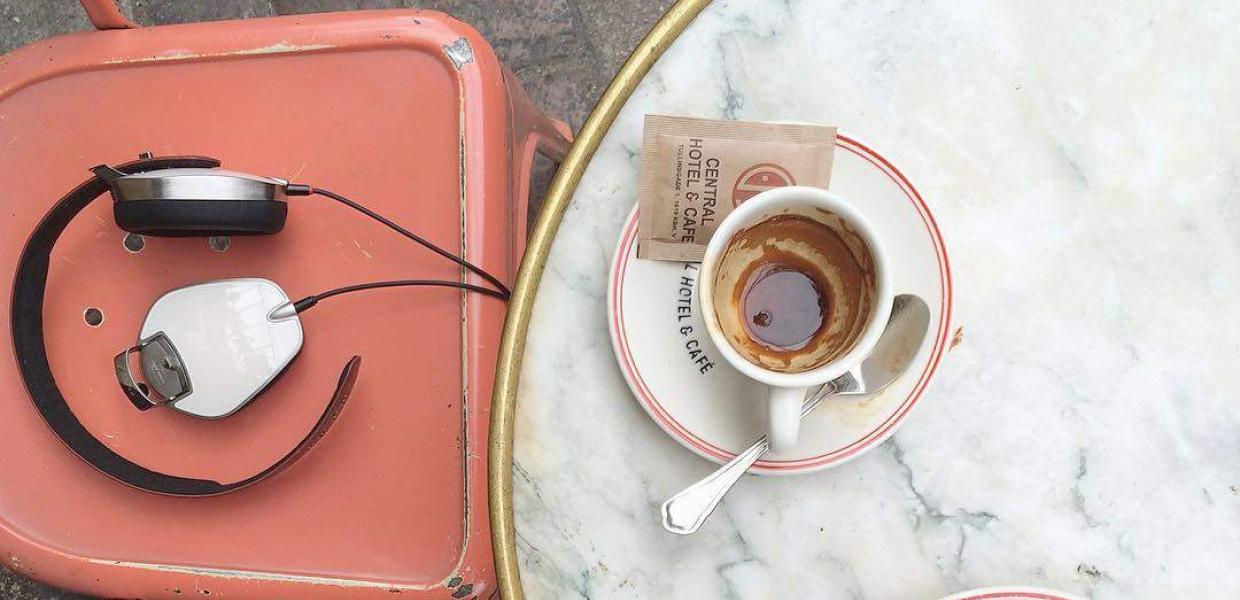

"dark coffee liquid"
[714, 213, 872, 373]
[741, 264, 826, 352]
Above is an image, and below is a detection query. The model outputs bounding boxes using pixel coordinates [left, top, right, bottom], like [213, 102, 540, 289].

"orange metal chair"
[0, 1, 569, 598]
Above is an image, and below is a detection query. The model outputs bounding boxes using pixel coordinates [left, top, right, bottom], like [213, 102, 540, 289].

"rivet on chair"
[123, 232, 145, 253]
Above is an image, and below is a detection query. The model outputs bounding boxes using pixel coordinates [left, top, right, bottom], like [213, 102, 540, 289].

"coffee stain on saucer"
[816, 389, 889, 428]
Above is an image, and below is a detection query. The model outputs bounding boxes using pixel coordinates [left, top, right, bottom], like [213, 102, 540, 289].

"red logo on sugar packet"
[731, 163, 796, 206]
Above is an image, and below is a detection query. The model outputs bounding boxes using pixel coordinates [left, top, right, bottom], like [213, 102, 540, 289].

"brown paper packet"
[636, 115, 837, 261]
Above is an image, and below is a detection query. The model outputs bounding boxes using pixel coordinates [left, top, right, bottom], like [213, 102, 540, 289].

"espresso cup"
[699, 186, 892, 454]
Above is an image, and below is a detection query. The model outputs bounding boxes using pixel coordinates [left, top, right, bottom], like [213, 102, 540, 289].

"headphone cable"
[286, 184, 511, 299]
[290, 279, 507, 315]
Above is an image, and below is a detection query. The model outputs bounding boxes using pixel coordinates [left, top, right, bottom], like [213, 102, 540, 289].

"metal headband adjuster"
[113, 331, 193, 410]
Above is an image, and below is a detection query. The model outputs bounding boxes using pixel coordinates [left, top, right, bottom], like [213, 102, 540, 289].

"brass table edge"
[488, 1, 713, 598]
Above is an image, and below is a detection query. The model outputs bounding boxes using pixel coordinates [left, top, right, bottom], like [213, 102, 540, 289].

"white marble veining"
[512, 1, 1240, 598]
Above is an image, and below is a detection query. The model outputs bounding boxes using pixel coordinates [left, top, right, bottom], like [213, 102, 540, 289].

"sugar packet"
[636, 115, 836, 261]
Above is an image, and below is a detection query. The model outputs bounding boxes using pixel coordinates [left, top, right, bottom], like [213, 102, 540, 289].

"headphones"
[12, 153, 507, 496]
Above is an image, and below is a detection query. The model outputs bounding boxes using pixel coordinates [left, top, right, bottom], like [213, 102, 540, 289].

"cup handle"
[768, 386, 807, 454]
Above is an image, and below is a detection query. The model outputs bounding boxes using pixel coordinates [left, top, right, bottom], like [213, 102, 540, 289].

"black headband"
[11, 155, 360, 496]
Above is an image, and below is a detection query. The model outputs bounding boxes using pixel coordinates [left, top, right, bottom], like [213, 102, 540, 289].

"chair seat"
[0, 8, 567, 599]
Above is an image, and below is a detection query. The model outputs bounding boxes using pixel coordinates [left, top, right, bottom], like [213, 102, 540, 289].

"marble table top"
[512, 1, 1240, 598]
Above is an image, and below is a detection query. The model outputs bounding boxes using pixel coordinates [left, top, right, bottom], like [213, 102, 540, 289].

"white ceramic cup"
[698, 186, 892, 454]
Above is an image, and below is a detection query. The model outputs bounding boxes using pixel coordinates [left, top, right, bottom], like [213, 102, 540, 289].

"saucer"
[607, 133, 952, 474]
[938, 588, 1089, 600]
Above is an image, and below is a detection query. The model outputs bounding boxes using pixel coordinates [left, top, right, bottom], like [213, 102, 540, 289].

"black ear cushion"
[114, 199, 287, 237]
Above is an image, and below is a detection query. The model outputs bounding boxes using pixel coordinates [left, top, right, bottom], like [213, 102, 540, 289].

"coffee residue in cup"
[712, 212, 875, 373]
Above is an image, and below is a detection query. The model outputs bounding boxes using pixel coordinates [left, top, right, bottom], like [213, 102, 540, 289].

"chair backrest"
[79, 0, 137, 29]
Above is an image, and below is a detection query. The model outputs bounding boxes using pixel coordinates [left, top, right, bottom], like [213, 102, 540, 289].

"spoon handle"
[661, 433, 770, 535]
[661, 385, 833, 535]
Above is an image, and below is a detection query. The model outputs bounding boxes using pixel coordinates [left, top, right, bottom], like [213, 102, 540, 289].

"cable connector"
[285, 183, 313, 196]
[292, 297, 319, 313]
